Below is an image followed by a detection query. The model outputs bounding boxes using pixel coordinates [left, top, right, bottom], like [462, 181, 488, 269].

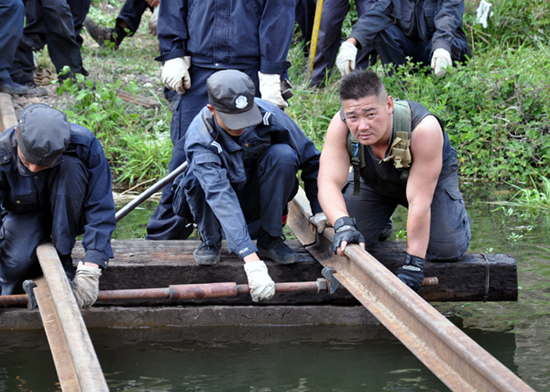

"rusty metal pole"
[36, 243, 109, 392]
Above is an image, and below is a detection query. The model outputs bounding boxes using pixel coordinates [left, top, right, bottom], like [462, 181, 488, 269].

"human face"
[207, 105, 246, 137]
[342, 95, 393, 147]
[17, 146, 54, 173]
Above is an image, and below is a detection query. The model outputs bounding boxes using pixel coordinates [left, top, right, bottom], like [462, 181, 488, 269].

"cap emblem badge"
[235, 95, 248, 109]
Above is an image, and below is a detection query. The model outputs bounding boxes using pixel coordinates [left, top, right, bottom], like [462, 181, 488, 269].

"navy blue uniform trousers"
[183, 144, 300, 247]
[373, 24, 471, 73]
[0, 156, 87, 295]
[0, 0, 24, 84]
[11, 0, 89, 84]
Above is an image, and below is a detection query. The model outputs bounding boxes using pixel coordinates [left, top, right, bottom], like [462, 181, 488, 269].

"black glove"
[396, 254, 425, 292]
[333, 217, 365, 254]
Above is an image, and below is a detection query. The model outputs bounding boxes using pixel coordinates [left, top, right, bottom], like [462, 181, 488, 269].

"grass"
[40, 0, 550, 195]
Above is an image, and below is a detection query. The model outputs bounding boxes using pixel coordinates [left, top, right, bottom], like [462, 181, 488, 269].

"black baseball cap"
[17, 103, 71, 167]
[207, 70, 262, 130]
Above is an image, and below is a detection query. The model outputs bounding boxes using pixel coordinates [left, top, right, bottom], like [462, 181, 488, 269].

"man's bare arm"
[318, 112, 352, 225]
[406, 115, 444, 258]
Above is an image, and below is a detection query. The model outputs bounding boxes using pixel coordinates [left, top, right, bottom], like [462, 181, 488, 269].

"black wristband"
[403, 253, 425, 270]
[334, 216, 356, 232]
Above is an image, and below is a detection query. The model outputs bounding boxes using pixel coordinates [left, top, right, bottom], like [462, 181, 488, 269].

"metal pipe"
[115, 161, 189, 222]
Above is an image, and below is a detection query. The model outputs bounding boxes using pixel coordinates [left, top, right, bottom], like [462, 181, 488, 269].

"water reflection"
[0, 326, 519, 391]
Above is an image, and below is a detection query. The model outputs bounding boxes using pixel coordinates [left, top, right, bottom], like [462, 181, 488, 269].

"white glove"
[161, 56, 192, 94]
[310, 212, 330, 234]
[243, 260, 276, 302]
[258, 72, 288, 109]
[336, 41, 358, 76]
[148, 6, 159, 36]
[72, 262, 102, 309]
[431, 48, 452, 77]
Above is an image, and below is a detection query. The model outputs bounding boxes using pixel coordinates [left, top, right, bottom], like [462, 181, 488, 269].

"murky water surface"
[2, 184, 550, 391]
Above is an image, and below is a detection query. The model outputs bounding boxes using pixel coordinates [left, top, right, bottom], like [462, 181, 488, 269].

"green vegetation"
[46, 0, 549, 193]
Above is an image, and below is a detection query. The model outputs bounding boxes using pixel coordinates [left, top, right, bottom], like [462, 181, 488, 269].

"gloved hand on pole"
[332, 216, 365, 256]
[72, 262, 102, 309]
[162, 56, 192, 94]
[258, 72, 288, 108]
[243, 260, 276, 302]
[336, 40, 358, 76]
[310, 212, 330, 234]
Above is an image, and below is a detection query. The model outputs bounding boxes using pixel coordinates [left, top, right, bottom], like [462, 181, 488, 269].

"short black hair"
[339, 70, 387, 103]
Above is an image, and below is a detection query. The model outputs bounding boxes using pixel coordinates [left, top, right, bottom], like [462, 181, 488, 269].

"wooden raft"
[71, 239, 517, 305]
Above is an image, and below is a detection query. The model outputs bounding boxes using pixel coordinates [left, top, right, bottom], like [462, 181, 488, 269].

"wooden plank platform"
[70, 239, 517, 305]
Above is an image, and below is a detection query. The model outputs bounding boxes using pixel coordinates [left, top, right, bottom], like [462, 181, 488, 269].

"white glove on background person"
[258, 72, 288, 108]
[162, 56, 192, 94]
[72, 262, 102, 309]
[243, 260, 276, 302]
[310, 212, 330, 234]
[431, 48, 452, 77]
[336, 41, 358, 76]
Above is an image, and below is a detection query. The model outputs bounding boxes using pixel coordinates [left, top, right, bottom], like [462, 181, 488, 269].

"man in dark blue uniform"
[310, 0, 378, 88]
[181, 70, 323, 302]
[335, 0, 471, 77]
[318, 70, 471, 292]
[0, 104, 116, 308]
[146, 0, 295, 240]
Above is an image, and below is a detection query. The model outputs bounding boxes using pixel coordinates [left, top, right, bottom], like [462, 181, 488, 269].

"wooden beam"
[0, 92, 18, 132]
[36, 243, 109, 392]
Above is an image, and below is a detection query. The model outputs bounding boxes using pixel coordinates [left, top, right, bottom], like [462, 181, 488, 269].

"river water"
[1, 184, 549, 391]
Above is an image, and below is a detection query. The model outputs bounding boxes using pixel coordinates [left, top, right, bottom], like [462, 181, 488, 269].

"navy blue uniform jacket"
[185, 99, 321, 257]
[0, 126, 116, 268]
[156, 0, 294, 75]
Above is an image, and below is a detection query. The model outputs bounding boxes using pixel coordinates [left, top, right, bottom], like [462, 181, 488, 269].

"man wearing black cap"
[178, 70, 323, 302]
[0, 103, 116, 308]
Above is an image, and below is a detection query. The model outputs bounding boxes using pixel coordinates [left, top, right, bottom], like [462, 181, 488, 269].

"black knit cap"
[207, 70, 262, 130]
[17, 103, 71, 167]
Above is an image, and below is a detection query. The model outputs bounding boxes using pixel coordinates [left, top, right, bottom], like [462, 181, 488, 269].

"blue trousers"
[0, 156, 88, 295]
[344, 169, 471, 261]
[311, 0, 377, 87]
[146, 66, 261, 240]
[373, 24, 471, 73]
[183, 144, 300, 249]
[11, 0, 89, 84]
[0, 0, 24, 84]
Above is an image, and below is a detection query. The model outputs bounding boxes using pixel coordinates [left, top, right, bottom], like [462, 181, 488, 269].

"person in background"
[310, 0, 378, 88]
[11, 0, 92, 86]
[84, 0, 159, 50]
[335, 0, 471, 77]
[317, 70, 471, 292]
[180, 70, 324, 302]
[0, 104, 116, 308]
[145, 0, 295, 241]
[0, 0, 39, 95]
